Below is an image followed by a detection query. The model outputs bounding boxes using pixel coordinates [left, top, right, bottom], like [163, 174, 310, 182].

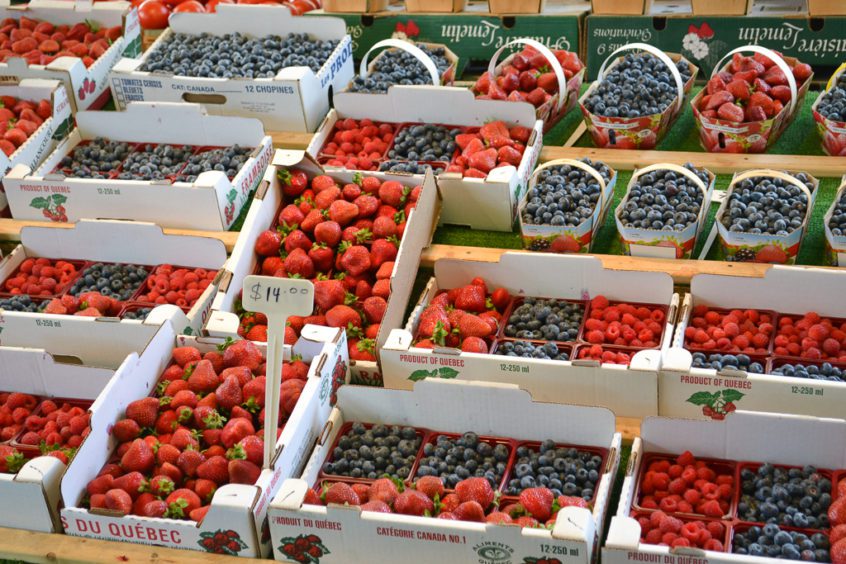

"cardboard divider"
[4, 103, 273, 231]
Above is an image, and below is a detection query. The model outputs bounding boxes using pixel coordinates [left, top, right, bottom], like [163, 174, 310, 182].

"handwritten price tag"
[242, 275, 314, 468]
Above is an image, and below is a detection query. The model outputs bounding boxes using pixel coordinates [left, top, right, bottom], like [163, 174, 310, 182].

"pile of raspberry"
[135, 265, 216, 309]
[319, 118, 397, 171]
[684, 306, 774, 353]
[775, 312, 846, 362]
[638, 450, 734, 517]
[636, 510, 726, 551]
[583, 295, 666, 348]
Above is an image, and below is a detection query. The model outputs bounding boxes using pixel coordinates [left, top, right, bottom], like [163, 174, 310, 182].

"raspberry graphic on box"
[198, 529, 247, 555]
[278, 534, 330, 564]
[686, 389, 744, 420]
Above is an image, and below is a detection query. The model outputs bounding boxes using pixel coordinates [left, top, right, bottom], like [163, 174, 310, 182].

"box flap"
[169, 4, 346, 39]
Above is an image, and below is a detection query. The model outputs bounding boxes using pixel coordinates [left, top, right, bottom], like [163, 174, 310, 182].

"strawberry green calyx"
[352, 172, 363, 186]
[432, 321, 448, 347]
[4, 451, 25, 473]
[202, 410, 226, 430]
[357, 339, 375, 353]
[177, 407, 193, 424]
[165, 498, 189, 519]
[242, 397, 262, 414]
[277, 168, 293, 185]
[226, 444, 246, 460]
[216, 337, 235, 352]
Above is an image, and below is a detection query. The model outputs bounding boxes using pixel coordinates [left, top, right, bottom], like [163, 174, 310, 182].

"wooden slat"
[420, 244, 777, 284]
[0, 527, 246, 564]
[271, 131, 313, 150]
[0, 219, 240, 252]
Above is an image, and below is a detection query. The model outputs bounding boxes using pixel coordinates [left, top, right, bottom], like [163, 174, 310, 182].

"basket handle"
[598, 42, 685, 114]
[487, 38, 568, 112]
[360, 39, 439, 86]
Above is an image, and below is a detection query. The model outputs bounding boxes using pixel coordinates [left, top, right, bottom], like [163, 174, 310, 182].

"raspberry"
[649, 510, 667, 527]
[703, 539, 724, 551]
[659, 497, 679, 513]
[644, 528, 663, 544]
[681, 522, 701, 542]
[704, 311, 721, 325]
[668, 464, 684, 478]
[706, 521, 725, 538]
[659, 515, 683, 534]
[671, 537, 691, 548]
[668, 478, 687, 495]
[700, 499, 723, 518]
[661, 532, 678, 545]
[683, 489, 701, 505]
[586, 330, 605, 344]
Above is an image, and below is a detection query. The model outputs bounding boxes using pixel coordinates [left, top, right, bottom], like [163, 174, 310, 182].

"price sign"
[242, 275, 314, 468]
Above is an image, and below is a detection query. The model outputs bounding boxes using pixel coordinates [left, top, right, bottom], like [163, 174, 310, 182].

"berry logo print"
[686, 389, 744, 420]
[29, 194, 68, 222]
[278, 534, 330, 563]
[408, 366, 460, 382]
[198, 529, 247, 555]
[523, 558, 563, 564]
[224, 189, 237, 225]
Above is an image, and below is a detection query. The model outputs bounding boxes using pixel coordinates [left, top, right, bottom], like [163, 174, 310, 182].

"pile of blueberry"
[732, 524, 830, 562]
[827, 191, 846, 237]
[504, 440, 602, 498]
[620, 163, 710, 232]
[348, 44, 451, 94]
[0, 295, 42, 312]
[816, 74, 846, 123]
[69, 263, 149, 301]
[377, 161, 437, 175]
[721, 173, 815, 236]
[322, 423, 421, 481]
[691, 352, 765, 373]
[738, 463, 832, 529]
[503, 298, 584, 342]
[772, 362, 846, 382]
[142, 32, 339, 78]
[522, 158, 612, 228]
[123, 307, 153, 320]
[415, 432, 510, 489]
[494, 340, 570, 361]
[60, 138, 133, 179]
[175, 146, 252, 182]
[387, 124, 459, 163]
[117, 144, 193, 181]
[583, 53, 692, 118]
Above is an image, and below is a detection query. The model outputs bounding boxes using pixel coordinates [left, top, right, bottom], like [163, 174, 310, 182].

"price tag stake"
[242, 275, 314, 469]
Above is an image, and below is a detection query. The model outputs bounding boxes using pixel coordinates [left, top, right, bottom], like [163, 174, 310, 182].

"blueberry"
[773, 362, 845, 383]
[691, 352, 765, 373]
[348, 44, 451, 94]
[386, 124, 460, 163]
[503, 442, 600, 498]
[0, 295, 43, 312]
[740, 463, 831, 526]
[817, 75, 846, 122]
[122, 306, 152, 320]
[722, 173, 815, 243]
[68, 262, 149, 302]
[324, 423, 420, 480]
[494, 339, 570, 361]
[620, 163, 709, 232]
[59, 137, 132, 178]
[504, 298, 585, 342]
[415, 433, 508, 488]
[522, 158, 612, 229]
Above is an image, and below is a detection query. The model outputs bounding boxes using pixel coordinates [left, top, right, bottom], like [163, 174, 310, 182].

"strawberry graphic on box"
[198, 529, 248, 555]
[686, 389, 744, 420]
[223, 188, 237, 225]
[278, 534, 330, 563]
[29, 194, 68, 222]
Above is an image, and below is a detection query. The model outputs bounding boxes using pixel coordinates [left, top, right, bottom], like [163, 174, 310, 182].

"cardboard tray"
[60, 324, 350, 558]
[381, 253, 680, 419]
[0, 0, 141, 113]
[823, 175, 846, 266]
[108, 5, 353, 133]
[203, 149, 440, 386]
[3, 103, 273, 231]
[661, 265, 846, 420]
[269, 379, 622, 564]
[308, 86, 543, 232]
[0, 220, 228, 357]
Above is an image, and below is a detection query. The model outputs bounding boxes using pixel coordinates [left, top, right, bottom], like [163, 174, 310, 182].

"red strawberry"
[749, 91, 775, 117]
[254, 230, 282, 257]
[486, 511, 514, 524]
[221, 418, 255, 449]
[278, 204, 305, 227]
[196, 455, 229, 485]
[717, 103, 745, 123]
[104, 489, 133, 515]
[339, 245, 371, 276]
[417, 305, 450, 340]
[222, 340, 263, 371]
[454, 285, 486, 313]
[215, 376, 243, 412]
[314, 279, 347, 312]
[509, 126, 531, 143]
[415, 476, 444, 500]
[283, 229, 312, 254]
[177, 450, 205, 478]
[308, 244, 334, 273]
[360, 500, 391, 513]
[497, 145, 523, 166]
[112, 419, 141, 442]
[148, 475, 175, 497]
[369, 478, 400, 506]
[230, 435, 263, 466]
[283, 248, 315, 278]
[120, 439, 155, 473]
[328, 199, 359, 226]
[325, 305, 362, 329]
[125, 397, 159, 428]
[361, 296, 387, 324]
[832, 539, 846, 564]
[324, 482, 360, 506]
[519, 487, 554, 521]
[725, 79, 751, 101]
[468, 148, 497, 174]
[393, 490, 433, 516]
[461, 337, 488, 353]
[455, 477, 494, 509]
[187, 360, 219, 394]
[458, 314, 493, 338]
[172, 347, 202, 366]
[370, 239, 398, 269]
[314, 221, 342, 247]
[706, 75, 726, 95]
[165, 489, 201, 519]
[453, 501, 486, 522]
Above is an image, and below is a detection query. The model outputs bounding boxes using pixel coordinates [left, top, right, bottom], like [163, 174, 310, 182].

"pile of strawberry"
[318, 118, 397, 171]
[44, 291, 124, 317]
[472, 45, 583, 107]
[583, 295, 665, 348]
[412, 277, 511, 353]
[636, 510, 726, 551]
[307, 475, 589, 528]
[775, 312, 846, 362]
[17, 400, 91, 456]
[0, 392, 38, 442]
[0, 95, 52, 157]
[135, 265, 216, 309]
[831, 478, 846, 564]
[445, 121, 530, 178]
[0, 16, 121, 68]
[638, 451, 734, 517]
[697, 52, 812, 124]
[684, 306, 774, 354]
[84, 341, 309, 521]
[576, 346, 633, 366]
[243, 169, 421, 361]
[2, 257, 79, 297]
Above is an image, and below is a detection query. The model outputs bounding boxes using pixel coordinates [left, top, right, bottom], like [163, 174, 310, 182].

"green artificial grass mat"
[571, 87, 826, 155]
[434, 170, 841, 267]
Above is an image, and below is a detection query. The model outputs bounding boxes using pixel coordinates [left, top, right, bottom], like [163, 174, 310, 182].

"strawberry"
[165, 489, 201, 519]
[104, 489, 133, 515]
[461, 337, 488, 353]
[187, 359, 219, 394]
[370, 239, 397, 269]
[279, 204, 305, 227]
[172, 347, 202, 367]
[339, 245, 371, 276]
[300, 209, 326, 233]
[792, 63, 812, 83]
[369, 478, 400, 506]
[497, 145, 523, 166]
[468, 148, 497, 174]
[393, 490, 433, 516]
[221, 418, 255, 449]
[86, 473, 115, 496]
[378, 181, 409, 208]
[308, 244, 334, 273]
[360, 500, 391, 513]
[254, 230, 282, 257]
[417, 305, 450, 339]
[453, 501, 486, 522]
[706, 75, 726, 95]
[455, 477, 494, 509]
[222, 340, 263, 371]
[112, 419, 141, 442]
[139, 499, 168, 518]
[125, 397, 159, 428]
[120, 438, 155, 474]
[283, 248, 315, 278]
[486, 511, 514, 524]
[458, 314, 493, 338]
[328, 199, 359, 226]
[196, 455, 229, 485]
[283, 229, 312, 254]
[177, 450, 205, 478]
[241, 377, 266, 412]
[148, 475, 175, 497]
[230, 435, 263, 466]
[314, 279, 347, 312]
[361, 296, 387, 324]
[415, 476, 444, 500]
[717, 103, 744, 123]
[454, 285, 487, 313]
[323, 482, 360, 506]
[325, 305, 362, 329]
[704, 90, 734, 111]
[519, 487, 554, 521]
[215, 376, 243, 412]
[314, 221, 342, 247]
[725, 79, 751, 102]
[749, 91, 775, 117]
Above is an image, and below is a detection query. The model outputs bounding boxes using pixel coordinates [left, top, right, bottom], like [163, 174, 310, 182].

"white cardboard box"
[4, 102, 273, 230]
[603, 411, 846, 564]
[269, 379, 622, 564]
[61, 324, 350, 557]
[0, 0, 141, 112]
[0, 219, 229, 356]
[307, 87, 544, 232]
[381, 253, 679, 419]
[204, 149, 440, 385]
[661, 266, 846, 420]
[109, 5, 353, 132]
[0, 79, 73, 213]
[0, 321, 174, 533]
